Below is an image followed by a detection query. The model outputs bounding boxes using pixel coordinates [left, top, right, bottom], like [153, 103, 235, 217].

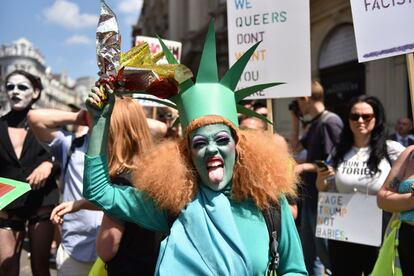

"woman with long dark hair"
[316, 95, 404, 276]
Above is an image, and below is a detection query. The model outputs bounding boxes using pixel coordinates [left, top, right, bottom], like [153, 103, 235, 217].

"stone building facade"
[134, 0, 410, 136]
[0, 38, 90, 115]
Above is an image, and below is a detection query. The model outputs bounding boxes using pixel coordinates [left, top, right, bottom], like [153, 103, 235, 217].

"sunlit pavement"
[19, 241, 57, 276]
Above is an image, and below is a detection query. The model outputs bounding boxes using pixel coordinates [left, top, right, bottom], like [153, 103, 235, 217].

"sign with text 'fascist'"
[227, 0, 310, 99]
[350, 0, 414, 62]
[316, 192, 382, 247]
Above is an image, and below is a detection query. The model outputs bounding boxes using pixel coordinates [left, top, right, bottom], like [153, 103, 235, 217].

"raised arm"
[377, 145, 414, 212]
[83, 86, 169, 233]
[28, 109, 88, 143]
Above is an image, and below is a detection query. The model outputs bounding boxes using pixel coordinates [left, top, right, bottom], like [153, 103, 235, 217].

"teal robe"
[84, 155, 307, 275]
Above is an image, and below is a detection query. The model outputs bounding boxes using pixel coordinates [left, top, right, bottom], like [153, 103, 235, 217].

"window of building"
[319, 24, 358, 70]
[318, 24, 365, 120]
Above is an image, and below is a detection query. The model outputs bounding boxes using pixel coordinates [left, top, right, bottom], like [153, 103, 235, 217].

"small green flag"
[0, 177, 31, 210]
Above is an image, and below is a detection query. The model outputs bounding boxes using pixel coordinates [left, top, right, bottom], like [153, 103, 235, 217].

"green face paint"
[190, 124, 236, 191]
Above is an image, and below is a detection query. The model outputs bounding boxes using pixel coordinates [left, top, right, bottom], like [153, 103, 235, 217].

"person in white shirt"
[316, 95, 404, 276]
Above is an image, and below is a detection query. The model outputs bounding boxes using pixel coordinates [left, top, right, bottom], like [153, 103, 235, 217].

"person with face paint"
[0, 70, 59, 276]
[83, 21, 307, 275]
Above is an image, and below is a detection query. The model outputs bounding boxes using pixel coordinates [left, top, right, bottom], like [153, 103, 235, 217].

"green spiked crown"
[143, 20, 283, 130]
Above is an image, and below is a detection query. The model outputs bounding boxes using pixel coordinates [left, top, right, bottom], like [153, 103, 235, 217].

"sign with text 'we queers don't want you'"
[227, 0, 311, 99]
[350, 0, 414, 62]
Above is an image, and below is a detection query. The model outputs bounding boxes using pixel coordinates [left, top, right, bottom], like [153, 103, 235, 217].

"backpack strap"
[166, 212, 177, 229]
[63, 134, 86, 179]
[262, 203, 281, 275]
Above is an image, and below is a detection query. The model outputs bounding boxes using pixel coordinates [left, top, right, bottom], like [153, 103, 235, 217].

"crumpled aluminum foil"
[96, 0, 120, 80]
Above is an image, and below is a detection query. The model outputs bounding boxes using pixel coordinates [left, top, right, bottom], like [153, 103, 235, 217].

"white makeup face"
[6, 74, 39, 111]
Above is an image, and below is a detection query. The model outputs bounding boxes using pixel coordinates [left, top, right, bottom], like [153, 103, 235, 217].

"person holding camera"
[289, 80, 343, 276]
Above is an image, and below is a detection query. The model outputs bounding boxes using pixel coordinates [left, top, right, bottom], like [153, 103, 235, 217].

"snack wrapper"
[96, 0, 120, 81]
[96, 1, 192, 102]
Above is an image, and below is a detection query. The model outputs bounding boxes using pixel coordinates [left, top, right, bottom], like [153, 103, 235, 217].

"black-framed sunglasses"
[349, 113, 375, 122]
[6, 83, 31, 92]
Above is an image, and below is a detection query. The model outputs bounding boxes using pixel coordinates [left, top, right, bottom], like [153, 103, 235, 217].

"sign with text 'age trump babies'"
[350, 0, 414, 62]
[316, 192, 382, 247]
[227, 0, 310, 99]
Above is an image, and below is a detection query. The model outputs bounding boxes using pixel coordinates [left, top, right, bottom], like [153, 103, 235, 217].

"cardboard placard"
[350, 0, 414, 62]
[227, 0, 311, 99]
[316, 192, 382, 247]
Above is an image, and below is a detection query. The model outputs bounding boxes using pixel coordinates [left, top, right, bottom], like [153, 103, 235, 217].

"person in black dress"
[0, 70, 59, 276]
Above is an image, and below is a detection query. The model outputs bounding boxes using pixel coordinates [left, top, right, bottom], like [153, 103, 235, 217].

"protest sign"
[316, 192, 382, 247]
[135, 35, 182, 64]
[350, 0, 414, 62]
[227, 0, 310, 99]
[0, 177, 31, 210]
[134, 36, 182, 107]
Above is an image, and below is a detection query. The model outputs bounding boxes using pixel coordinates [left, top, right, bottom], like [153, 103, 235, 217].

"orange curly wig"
[133, 115, 298, 215]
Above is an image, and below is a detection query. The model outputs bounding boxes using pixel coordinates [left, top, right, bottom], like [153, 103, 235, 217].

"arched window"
[319, 24, 358, 69]
[318, 24, 365, 119]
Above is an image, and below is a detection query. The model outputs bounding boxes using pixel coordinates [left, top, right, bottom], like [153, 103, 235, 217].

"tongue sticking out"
[208, 167, 224, 184]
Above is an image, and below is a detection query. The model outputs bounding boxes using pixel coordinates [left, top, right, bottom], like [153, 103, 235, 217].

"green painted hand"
[85, 84, 115, 122]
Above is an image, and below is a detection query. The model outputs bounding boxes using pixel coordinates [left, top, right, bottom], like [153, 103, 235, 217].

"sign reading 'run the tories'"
[350, 0, 414, 62]
[227, 0, 310, 99]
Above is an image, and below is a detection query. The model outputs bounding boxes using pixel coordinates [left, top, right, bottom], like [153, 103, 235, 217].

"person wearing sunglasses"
[0, 70, 59, 276]
[316, 95, 405, 276]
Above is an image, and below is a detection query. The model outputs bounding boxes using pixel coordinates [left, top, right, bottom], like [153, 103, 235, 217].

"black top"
[106, 173, 161, 276]
[389, 133, 414, 147]
[0, 110, 59, 211]
[300, 111, 343, 209]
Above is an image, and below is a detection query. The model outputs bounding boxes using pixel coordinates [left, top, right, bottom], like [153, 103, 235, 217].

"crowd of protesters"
[1, 67, 414, 275]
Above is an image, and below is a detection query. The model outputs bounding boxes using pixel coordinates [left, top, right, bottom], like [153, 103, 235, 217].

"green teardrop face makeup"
[190, 124, 236, 191]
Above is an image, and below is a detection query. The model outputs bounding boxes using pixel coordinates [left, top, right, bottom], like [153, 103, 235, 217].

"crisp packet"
[96, 0, 120, 81]
[96, 1, 192, 100]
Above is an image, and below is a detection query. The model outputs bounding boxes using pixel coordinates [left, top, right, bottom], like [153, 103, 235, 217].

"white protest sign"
[350, 0, 414, 62]
[134, 36, 182, 107]
[316, 192, 382, 247]
[135, 36, 182, 64]
[227, 0, 310, 99]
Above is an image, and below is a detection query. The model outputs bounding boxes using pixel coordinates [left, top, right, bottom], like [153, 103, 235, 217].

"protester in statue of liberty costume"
[83, 21, 307, 275]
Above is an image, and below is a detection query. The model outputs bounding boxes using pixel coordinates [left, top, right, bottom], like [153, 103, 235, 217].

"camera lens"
[288, 100, 302, 117]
